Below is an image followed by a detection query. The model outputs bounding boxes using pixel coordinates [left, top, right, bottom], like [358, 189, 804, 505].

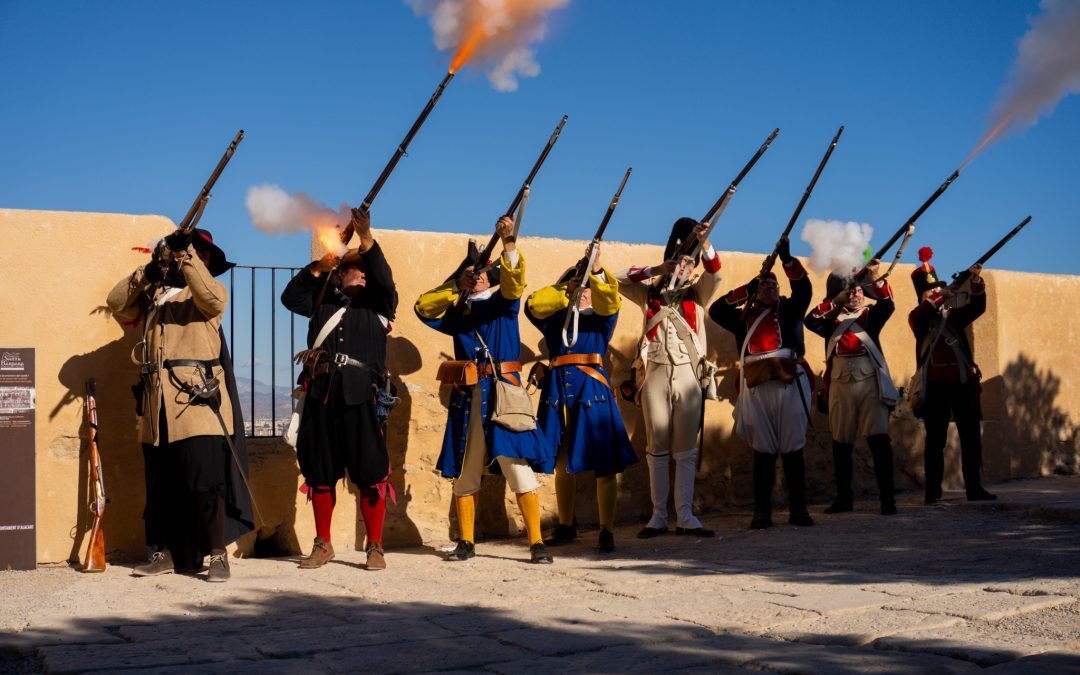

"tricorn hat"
[338, 247, 364, 270]
[445, 239, 500, 287]
[191, 229, 235, 277]
[911, 246, 946, 298]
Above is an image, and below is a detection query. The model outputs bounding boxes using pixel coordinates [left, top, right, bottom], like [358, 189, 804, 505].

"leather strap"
[478, 361, 521, 377]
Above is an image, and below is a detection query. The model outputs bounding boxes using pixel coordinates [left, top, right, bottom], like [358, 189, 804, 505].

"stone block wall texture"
[2, 209, 1077, 562]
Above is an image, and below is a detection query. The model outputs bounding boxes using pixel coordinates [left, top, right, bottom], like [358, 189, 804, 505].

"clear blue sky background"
[3, 0, 1077, 281]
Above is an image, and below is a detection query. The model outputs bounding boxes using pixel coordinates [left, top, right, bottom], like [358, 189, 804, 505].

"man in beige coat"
[108, 227, 250, 581]
[617, 218, 721, 538]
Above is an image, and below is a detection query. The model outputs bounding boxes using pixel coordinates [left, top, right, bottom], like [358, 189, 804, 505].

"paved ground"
[3, 476, 1080, 674]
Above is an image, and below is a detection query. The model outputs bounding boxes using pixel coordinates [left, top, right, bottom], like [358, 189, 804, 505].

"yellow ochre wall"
[2, 209, 1077, 563]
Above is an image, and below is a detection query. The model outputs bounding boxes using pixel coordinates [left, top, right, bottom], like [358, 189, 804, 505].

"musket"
[176, 130, 245, 234]
[82, 379, 107, 573]
[314, 73, 456, 308]
[561, 166, 633, 347]
[851, 167, 961, 287]
[759, 125, 844, 278]
[949, 215, 1032, 289]
[457, 115, 569, 307]
[663, 128, 780, 291]
[337, 72, 455, 246]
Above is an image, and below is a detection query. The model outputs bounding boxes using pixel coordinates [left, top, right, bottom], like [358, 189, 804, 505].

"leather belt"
[145, 358, 221, 376]
[333, 352, 381, 376]
[551, 353, 610, 390]
[478, 361, 521, 377]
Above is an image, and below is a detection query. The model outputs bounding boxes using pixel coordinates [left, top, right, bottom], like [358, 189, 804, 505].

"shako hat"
[911, 246, 946, 298]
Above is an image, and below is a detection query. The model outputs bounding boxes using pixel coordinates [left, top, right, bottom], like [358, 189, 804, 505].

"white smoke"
[407, 0, 568, 92]
[973, 0, 1080, 156]
[246, 184, 350, 236]
[800, 219, 874, 274]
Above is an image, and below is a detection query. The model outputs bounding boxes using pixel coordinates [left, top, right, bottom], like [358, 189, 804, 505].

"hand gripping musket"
[456, 115, 569, 308]
[176, 130, 245, 235]
[561, 167, 633, 347]
[949, 215, 1032, 290]
[82, 379, 107, 573]
[663, 128, 780, 292]
[314, 73, 455, 308]
[847, 167, 961, 295]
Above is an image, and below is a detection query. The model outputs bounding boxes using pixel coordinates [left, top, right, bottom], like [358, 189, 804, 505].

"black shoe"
[824, 500, 853, 514]
[880, 502, 898, 516]
[675, 527, 715, 538]
[967, 489, 997, 501]
[445, 540, 475, 561]
[543, 524, 578, 547]
[530, 543, 554, 564]
[597, 529, 615, 554]
[637, 526, 668, 539]
[750, 514, 773, 530]
[789, 512, 815, 527]
[924, 495, 941, 505]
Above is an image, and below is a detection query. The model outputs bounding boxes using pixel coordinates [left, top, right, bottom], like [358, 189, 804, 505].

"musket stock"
[562, 167, 633, 347]
[177, 130, 245, 233]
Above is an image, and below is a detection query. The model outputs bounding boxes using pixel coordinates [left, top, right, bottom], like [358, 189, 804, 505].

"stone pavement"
[2, 476, 1079, 674]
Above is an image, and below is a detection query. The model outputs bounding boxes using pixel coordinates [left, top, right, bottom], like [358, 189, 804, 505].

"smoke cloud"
[246, 184, 349, 235]
[969, 0, 1080, 160]
[407, 0, 568, 92]
[800, 219, 874, 274]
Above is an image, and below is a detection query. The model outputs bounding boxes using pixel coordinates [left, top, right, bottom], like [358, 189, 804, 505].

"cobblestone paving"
[2, 477, 1079, 673]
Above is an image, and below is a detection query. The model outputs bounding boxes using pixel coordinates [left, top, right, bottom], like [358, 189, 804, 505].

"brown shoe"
[207, 550, 230, 583]
[132, 549, 174, 577]
[299, 537, 335, 569]
[365, 543, 386, 571]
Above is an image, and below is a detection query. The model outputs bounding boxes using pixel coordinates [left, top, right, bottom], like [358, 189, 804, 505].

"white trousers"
[453, 388, 539, 496]
[641, 362, 704, 529]
[734, 365, 811, 455]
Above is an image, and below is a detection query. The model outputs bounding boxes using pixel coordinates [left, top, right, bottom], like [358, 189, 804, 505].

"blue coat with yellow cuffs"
[524, 269, 638, 477]
[415, 250, 556, 478]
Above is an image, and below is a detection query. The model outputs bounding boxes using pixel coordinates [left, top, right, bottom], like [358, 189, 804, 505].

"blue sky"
[2, 0, 1077, 281]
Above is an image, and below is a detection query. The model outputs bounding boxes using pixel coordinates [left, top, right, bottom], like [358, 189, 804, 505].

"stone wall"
[2, 209, 1077, 563]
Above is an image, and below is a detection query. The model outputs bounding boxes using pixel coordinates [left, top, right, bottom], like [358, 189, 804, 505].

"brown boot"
[132, 549, 174, 577]
[299, 537, 335, 569]
[365, 543, 386, 571]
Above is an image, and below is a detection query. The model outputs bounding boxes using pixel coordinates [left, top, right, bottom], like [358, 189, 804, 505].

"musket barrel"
[360, 71, 455, 213]
[178, 129, 245, 232]
[872, 168, 960, 261]
[782, 125, 843, 239]
[504, 115, 568, 218]
[701, 127, 780, 225]
[593, 166, 632, 242]
[975, 215, 1032, 266]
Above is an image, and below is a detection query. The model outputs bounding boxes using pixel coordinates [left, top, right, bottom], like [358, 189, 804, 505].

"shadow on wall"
[997, 353, 1079, 478]
[57, 311, 146, 564]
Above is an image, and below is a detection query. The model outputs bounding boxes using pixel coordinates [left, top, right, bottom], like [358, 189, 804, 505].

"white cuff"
[505, 250, 520, 269]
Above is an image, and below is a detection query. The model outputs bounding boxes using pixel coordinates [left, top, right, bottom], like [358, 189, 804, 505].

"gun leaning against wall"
[663, 128, 780, 292]
[82, 378, 107, 573]
[948, 215, 1033, 290]
[457, 115, 569, 308]
[562, 166, 632, 347]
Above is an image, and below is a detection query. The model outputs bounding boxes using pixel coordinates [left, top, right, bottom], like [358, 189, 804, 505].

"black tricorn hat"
[191, 229, 235, 277]
[445, 239, 501, 287]
[911, 246, 946, 298]
[664, 217, 699, 262]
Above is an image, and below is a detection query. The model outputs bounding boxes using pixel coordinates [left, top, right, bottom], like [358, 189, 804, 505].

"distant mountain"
[234, 376, 295, 422]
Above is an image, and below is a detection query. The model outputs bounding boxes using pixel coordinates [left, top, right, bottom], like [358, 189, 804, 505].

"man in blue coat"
[525, 245, 637, 553]
[415, 216, 556, 564]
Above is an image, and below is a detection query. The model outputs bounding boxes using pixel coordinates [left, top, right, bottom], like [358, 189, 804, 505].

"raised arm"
[691, 244, 723, 305]
[107, 266, 153, 323]
[708, 279, 754, 336]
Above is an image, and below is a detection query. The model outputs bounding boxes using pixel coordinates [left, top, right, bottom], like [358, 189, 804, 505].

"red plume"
[918, 246, 933, 263]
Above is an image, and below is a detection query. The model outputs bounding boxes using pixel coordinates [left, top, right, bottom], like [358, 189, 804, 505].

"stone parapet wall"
[2, 209, 1077, 562]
